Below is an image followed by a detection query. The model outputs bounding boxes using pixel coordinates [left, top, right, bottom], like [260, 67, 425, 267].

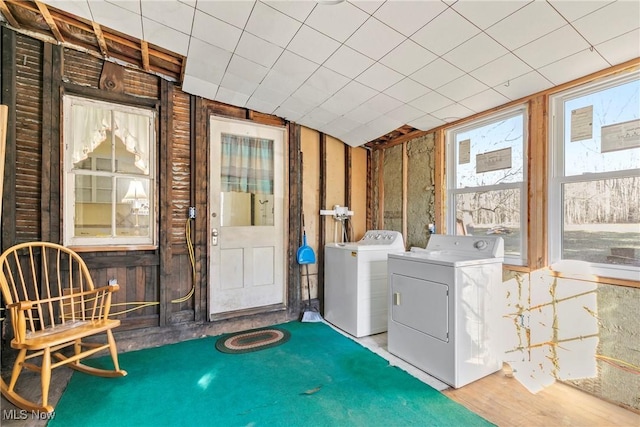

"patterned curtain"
[221, 133, 274, 194]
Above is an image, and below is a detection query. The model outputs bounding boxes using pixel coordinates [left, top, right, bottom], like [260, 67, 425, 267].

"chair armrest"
[8, 300, 34, 311]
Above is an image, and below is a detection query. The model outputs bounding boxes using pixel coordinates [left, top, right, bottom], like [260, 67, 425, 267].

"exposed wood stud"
[91, 21, 109, 57]
[0, 0, 20, 28]
[434, 129, 445, 234]
[140, 40, 150, 72]
[35, 1, 64, 43]
[402, 142, 408, 243]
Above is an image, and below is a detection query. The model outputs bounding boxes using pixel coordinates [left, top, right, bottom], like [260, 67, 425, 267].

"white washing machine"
[325, 230, 405, 338]
[387, 234, 504, 388]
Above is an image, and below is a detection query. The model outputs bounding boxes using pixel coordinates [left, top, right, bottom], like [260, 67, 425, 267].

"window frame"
[548, 70, 640, 281]
[445, 105, 529, 266]
[62, 95, 157, 248]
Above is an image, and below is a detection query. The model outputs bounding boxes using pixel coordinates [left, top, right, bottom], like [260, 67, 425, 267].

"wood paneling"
[171, 90, 192, 249]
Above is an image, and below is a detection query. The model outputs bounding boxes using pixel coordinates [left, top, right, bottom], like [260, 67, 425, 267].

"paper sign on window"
[458, 139, 470, 164]
[570, 105, 593, 142]
[601, 119, 640, 153]
[476, 147, 512, 173]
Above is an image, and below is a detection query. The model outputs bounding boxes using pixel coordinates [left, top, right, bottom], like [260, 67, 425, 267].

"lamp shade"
[122, 180, 147, 203]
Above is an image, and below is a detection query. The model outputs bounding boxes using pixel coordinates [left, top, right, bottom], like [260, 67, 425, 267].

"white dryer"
[387, 234, 504, 388]
[325, 230, 405, 338]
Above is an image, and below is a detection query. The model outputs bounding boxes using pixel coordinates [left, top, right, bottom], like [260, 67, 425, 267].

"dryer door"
[390, 274, 449, 342]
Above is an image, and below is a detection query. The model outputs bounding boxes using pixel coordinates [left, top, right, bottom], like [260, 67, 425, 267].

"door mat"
[215, 327, 291, 354]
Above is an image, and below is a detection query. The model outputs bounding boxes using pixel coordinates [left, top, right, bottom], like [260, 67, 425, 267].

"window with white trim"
[446, 106, 528, 265]
[63, 96, 156, 247]
[549, 71, 640, 280]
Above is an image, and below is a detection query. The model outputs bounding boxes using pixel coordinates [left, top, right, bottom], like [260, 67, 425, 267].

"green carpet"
[50, 321, 494, 426]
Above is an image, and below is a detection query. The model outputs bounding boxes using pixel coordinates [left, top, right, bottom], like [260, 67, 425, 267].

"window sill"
[70, 245, 157, 253]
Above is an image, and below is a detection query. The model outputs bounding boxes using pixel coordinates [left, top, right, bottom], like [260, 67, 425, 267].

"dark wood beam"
[35, 1, 64, 43]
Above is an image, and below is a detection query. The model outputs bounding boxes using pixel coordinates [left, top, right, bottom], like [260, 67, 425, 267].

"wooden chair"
[0, 242, 126, 413]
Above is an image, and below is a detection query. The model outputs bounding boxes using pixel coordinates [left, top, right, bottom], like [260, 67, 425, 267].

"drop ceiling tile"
[350, 1, 384, 15]
[305, 1, 369, 43]
[140, 1, 194, 35]
[386, 104, 426, 123]
[195, 1, 255, 29]
[379, 39, 437, 76]
[263, 1, 315, 22]
[340, 130, 369, 147]
[343, 104, 383, 124]
[181, 75, 219, 100]
[459, 89, 510, 113]
[252, 81, 291, 105]
[273, 106, 305, 122]
[185, 38, 232, 84]
[259, 70, 302, 94]
[430, 103, 475, 122]
[215, 87, 250, 107]
[365, 93, 404, 115]
[47, 0, 93, 21]
[409, 91, 454, 114]
[192, 10, 242, 52]
[345, 17, 406, 61]
[279, 96, 316, 116]
[537, 48, 610, 86]
[179, 0, 196, 7]
[272, 51, 319, 84]
[486, 1, 566, 50]
[287, 25, 341, 65]
[304, 107, 340, 126]
[322, 81, 377, 115]
[364, 115, 405, 137]
[106, 0, 139, 15]
[443, 32, 508, 73]
[452, 0, 530, 30]
[88, 1, 143, 39]
[408, 114, 445, 131]
[292, 84, 332, 105]
[411, 58, 465, 90]
[384, 78, 431, 103]
[327, 116, 362, 133]
[305, 66, 350, 94]
[573, 1, 640, 46]
[493, 70, 553, 101]
[355, 63, 404, 92]
[245, 96, 278, 114]
[244, 1, 302, 48]
[470, 53, 533, 88]
[220, 72, 259, 95]
[226, 55, 270, 84]
[411, 8, 481, 56]
[547, 0, 613, 22]
[142, 18, 190, 56]
[373, 0, 448, 37]
[515, 25, 590, 69]
[437, 75, 490, 102]
[235, 32, 284, 68]
[324, 45, 375, 79]
[596, 28, 640, 66]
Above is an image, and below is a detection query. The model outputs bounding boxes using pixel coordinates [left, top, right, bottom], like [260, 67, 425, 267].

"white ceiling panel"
[437, 75, 489, 102]
[234, 32, 283, 68]
[452, 0, 531, 30]
[470, 53, 533, 88]
[324, 45, 375, 79]
[195, 1, 255, 29]
[305, 1, 369, 43]
[493, 71, 553, 101]
[384, 78, 431, 103]
[191, 10, 242, 52]
[355, 63, 404, 92]
[443, 32, 508, 73]
[244, 2, 302, 48]
[373, 0, 448, 37]
[410, 59, 465, 90]
[572, 1, 640, 46]
[537, 48, 611, 86]
[411, 8, 481, 56]
[344, 17, 405, 61]
[140, 1, 194, 35]
[515, 25, 590, 70]
[379, 39, 437, 76]
[486, 1, 566, 51]
[286, 25, 341, 65]
[32, 0, 639, 147]
[142, 18, 190, 56]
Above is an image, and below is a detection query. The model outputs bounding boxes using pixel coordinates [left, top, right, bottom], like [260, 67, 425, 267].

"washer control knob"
[474, 240, 488, 250]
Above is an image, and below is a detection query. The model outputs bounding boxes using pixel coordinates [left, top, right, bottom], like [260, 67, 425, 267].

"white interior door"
[209, 117, 286, 318]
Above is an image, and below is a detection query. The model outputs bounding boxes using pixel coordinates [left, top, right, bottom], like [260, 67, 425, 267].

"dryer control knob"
[474, 240, 488, 250]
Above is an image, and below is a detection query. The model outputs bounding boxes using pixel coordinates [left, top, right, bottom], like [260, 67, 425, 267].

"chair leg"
[7, 348, 27, 391]
[107, 329, 123, 373]
[41, 347, 52, 409]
